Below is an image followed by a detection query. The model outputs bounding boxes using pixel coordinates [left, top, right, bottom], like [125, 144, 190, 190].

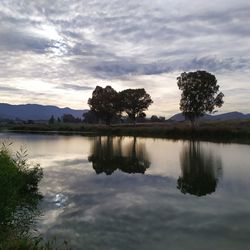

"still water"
[1, 133, 250, 249]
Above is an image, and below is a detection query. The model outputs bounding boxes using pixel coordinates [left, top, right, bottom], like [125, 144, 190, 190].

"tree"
[177, 71, 224, 127]
[83, 110, 98, 124]
[150, 115, 165, 122]
[62, 114, 81, 123]
[120, 88, 153, 124]
[88, 86, 120, 125]
[150, 115, 159, 122]
[48, 115, 55, 124]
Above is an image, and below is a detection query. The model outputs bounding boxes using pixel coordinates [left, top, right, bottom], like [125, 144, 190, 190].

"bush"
[0, 142, 71, 249]
[0, 142, 43, 246]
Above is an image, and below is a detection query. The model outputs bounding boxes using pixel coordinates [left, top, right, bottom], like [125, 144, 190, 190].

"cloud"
[0, 86, 23, 92]
[0, 0, 250, 114]
[56, 84, 93, 91]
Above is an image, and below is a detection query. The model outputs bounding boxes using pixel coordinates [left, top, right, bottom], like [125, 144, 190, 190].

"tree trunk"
[106, 116, 111, 125]
[132, 114, 136, 125]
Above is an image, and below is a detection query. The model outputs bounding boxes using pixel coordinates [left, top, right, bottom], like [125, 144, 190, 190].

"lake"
[1, 133, 250, 250]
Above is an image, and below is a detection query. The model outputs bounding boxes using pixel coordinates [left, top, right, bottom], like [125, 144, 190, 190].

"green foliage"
[0, 142, 72, 249]
[0, 142, 43, 247]
[1, 235, 71, 250]
[119, 88, 153, 123]
[177, 71, 224, 125]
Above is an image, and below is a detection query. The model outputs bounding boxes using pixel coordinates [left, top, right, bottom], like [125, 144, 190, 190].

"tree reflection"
[177, 141, 222, 196]
[88, 136, 150, 175]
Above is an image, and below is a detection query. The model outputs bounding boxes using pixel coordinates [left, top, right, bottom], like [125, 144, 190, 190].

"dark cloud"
[0, 28, 50, 53]
[89, 56, 249, 78]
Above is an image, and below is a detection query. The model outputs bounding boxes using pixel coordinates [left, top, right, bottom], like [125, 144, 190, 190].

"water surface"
[1, 133, 250, 250]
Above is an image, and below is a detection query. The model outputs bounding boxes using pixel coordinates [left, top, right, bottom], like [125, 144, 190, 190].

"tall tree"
[177, 70, 224, 127]
[88, 86, 120, 125]
[120, 88, 153, 124]
[48, 115, 55, 124]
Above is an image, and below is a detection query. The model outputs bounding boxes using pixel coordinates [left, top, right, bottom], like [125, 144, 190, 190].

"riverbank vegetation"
[0, 142, 42, 248]
[1, 119, 250, 143]
[0, 143, 70, 249]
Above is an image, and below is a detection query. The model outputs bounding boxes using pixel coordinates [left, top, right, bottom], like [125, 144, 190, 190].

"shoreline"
[1, 120, 250, 144]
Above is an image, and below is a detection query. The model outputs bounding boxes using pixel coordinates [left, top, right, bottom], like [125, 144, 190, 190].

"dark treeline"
[48, 114, 82, 124]
[48, 86, 154, 125]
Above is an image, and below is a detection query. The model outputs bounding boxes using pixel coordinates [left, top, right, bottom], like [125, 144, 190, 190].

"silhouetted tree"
[83, 110, 98, 124]
[48, 115, 55, 124]
[177, 141, 222, 196]
[150, 115, 159, 122]
[177, 71, 224, 127]
[62, 114, 81, 123]
[57, 117, 61, 123]
[150, 115, 165, 122]
[88, 86, 120, 125]
[120, 88, 153, 124]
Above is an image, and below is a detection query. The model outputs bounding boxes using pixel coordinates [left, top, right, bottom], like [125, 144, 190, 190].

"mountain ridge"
[0, 103, 249, 122]
[0, 103, 88, 121]
[169, 111, 250, 122]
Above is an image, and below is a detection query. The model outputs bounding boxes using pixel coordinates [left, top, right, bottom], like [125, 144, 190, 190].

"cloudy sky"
[0, 0, 249, 117]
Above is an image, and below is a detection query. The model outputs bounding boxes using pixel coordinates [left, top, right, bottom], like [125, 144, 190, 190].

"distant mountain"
[169, 112, 250, 122]
[0, 103, 88, 121]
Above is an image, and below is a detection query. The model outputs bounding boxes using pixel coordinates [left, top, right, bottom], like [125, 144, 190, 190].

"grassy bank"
[1, 120, 250, 143]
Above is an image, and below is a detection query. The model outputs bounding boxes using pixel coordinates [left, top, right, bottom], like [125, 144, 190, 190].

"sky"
[0, 0, 250, 118]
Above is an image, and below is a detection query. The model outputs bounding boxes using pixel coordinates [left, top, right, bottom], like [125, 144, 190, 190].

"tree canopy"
[87, 86, 153, 125]
[177, 70, 224, 126]
[88, 86, 120, 125]
[119, 88, 153, 123]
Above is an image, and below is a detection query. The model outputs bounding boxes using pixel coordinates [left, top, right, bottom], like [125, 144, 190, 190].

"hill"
[0, 103, 88, 121]
[169, 112, 250, 122]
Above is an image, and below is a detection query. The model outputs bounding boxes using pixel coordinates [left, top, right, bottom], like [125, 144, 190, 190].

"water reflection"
[177, 141, 223, 196]
[88, 136, 150, 175]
